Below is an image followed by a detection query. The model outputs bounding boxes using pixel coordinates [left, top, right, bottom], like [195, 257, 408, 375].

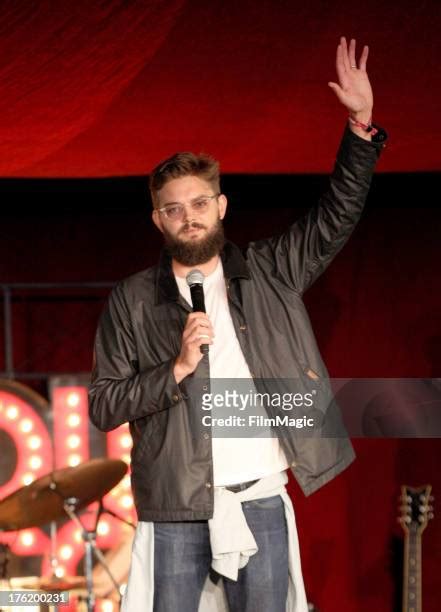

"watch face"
[371, 124, 387, 144]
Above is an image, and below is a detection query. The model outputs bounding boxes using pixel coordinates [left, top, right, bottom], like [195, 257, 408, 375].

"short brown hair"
[149, 152, 220, 207]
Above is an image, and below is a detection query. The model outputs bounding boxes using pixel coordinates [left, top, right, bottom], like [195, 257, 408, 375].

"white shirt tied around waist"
[121, 470, 308, 612]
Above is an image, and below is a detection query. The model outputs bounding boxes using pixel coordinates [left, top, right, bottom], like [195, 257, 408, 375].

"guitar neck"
[403, 525, 422, 612]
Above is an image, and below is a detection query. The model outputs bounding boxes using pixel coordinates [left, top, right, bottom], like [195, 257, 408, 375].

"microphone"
[186, 269, 209, 355]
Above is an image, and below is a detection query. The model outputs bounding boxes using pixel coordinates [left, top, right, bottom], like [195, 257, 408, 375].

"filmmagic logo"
[201, 414, 315, 428]
[201, 389, 316, 411]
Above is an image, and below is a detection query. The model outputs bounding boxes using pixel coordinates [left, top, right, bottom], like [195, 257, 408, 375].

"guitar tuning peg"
[429, 495, 435, 501]
[428, 512, 434, 520]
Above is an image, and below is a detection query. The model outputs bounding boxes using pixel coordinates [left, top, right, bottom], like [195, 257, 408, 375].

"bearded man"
[89, 36, 386, 612]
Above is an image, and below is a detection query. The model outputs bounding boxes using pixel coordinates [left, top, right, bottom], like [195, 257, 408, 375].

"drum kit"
[0, 458, 132, 611]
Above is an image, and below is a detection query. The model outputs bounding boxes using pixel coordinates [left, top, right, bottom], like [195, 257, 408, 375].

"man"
[89, 37, 386, 612]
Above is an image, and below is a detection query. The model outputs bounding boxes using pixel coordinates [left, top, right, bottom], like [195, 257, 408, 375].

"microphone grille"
[186, 269, 205, 287]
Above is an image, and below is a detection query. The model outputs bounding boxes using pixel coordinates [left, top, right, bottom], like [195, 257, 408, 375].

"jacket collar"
[155, 240, 250, 305]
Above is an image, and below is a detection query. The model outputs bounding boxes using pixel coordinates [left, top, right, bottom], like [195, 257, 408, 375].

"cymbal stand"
[48, 520, 61, 577]
[63, 497, 121, 612]
[100, 503, 136, 530]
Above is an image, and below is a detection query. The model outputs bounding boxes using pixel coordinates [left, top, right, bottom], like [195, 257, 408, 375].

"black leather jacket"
[89, 127, 385, 521]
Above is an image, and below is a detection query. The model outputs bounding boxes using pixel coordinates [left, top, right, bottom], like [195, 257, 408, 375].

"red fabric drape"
[1, 0, 440, 176]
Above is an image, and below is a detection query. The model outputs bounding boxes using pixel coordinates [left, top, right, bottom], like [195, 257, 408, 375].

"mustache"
[179, 221, 206, 234]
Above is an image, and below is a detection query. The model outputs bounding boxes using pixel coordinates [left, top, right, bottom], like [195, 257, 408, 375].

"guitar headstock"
[399, 484, 434, 534]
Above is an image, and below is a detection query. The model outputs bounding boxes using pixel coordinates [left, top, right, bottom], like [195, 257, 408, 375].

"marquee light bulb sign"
[0, 379, 134, 582]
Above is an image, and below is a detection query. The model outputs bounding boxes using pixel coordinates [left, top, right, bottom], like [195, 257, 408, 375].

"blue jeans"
[153, 495, 289, 612]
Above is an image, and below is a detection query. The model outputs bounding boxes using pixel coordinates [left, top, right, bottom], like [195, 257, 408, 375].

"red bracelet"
[348, 116, 378, 136]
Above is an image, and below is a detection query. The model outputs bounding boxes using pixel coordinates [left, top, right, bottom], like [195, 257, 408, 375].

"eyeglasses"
[156, 193, 220, 221]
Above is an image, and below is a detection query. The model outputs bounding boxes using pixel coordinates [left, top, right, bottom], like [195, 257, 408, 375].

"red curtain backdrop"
[0, 0, 440, 177]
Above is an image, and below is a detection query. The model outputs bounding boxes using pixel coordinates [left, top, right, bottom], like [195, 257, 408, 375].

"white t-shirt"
[175, 259, 288, 486]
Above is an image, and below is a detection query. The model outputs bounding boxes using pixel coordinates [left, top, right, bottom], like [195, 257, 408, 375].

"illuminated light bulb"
[66, 392, 80, 408]
[74, 529, 82, 543]
[122, 454, 131, 465]
[68, 454, 82, 467]
[20, 531, 34, 547]
[54, 566, 65, 578]
[122, 475, 131, 489]
[67, 413, 81, 427]
[120, 434, 132, 449]
[6, 405, 19, 420]
[59, 545, 73, 560]
[101, 600, 114, 612]
[28, 435, 42, 450]
[19, 418, 33, 433]
[120, 495, 133, 509]
[22, 473, 35, 486]
[119, 583, 127, 596]
[67, 434, 81, 449]
[97, 521, 110, 536]
[29, 455, 43, 470]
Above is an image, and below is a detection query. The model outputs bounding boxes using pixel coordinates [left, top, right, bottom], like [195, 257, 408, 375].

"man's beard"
[163, 218, 225, 267]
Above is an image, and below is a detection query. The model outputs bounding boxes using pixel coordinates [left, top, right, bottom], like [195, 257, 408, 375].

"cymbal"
[0, 458, 128, 531]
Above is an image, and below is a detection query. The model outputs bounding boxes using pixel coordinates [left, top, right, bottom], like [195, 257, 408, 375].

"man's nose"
[182, 202, 195, 222]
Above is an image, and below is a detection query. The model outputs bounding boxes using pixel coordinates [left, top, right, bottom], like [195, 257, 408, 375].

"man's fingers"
[189, 317, 210, 329]
[186, 330, 213, 346]
[340, 36, 351, 72]
[184, 314, 212, 332]
[328, 81, 345, 101]
[177, 313, 214, 374]
[187, 311, 210, 323]
[348, 38, 357, 68]
[359, 45, 369, 71]
[185, 323, 214, 341]
[185, 313, 211, 329]
[335, 44, 347, 85]
[183, 324, 214, 343]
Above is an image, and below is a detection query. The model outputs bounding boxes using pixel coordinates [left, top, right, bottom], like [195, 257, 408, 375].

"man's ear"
[218, 194, 228, 220]
[152, 209, 164, 234]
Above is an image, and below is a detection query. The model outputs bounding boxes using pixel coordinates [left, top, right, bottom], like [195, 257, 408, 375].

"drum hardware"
[0, 459, 128, 612]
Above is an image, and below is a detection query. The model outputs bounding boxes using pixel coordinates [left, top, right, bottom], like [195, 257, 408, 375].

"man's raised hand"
[328, 36, 373, 126]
